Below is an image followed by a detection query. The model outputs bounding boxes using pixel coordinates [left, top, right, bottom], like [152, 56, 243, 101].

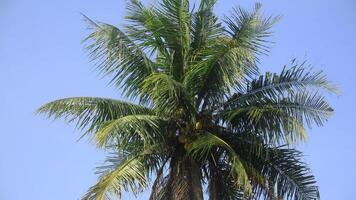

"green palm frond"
[94, 114, 167, 148]
[125, 0, 169, 57]
[190, 0, 222, 53]
[223, 90, 333, 144]
[226, 91, 333, 127]
[188, 132, 251, 194]
[185, 3, 279, 110]
[266, 148, 320, 200]
[222, 60, 338, 111]
[184, 38, 258, 109]
[83, 143, 169, 200]
[83, 16, 154, 99]
[153, 0, 191, 80]
[185, 3, 279, 108]
[36, 97, 153, 134]
[223, 133, 320, 200]
[224, 3, 280, 55]
[83, 154, 147, 200]
[141, 73, 196, 117]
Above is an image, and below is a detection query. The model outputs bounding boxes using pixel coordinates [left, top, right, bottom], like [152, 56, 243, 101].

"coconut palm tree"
[37, 0, 337, 199]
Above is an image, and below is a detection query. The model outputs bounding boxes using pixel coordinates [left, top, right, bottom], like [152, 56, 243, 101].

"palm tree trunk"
[208, 165, 223, 200]
[167, 147, 203, 200]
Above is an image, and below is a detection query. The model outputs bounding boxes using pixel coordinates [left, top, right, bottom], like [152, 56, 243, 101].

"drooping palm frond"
[221, 60, 338, 111]
[265, 148, 320, 200]
[207, 158, 250, 200]
[220, 133, 320, 200]
[83, 155, 147, 200]
[212, 62, 336, 144]
[188, 132, 251, 194]
[222, 90, 333, 144]
[83, 141, 171, 200]
[36, 97, 153, 134]
[94, 114, 168, 148]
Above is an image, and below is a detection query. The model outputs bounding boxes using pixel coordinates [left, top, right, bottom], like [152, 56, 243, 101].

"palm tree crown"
[38, 0, 337, 199]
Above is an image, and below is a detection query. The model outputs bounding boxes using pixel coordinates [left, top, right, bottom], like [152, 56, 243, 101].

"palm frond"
[82, 155, 147, 200]
[140, 73, 196, 117]
[184, 37, 259, 110]
[190, 0, 222, 53]
[223, 133, 320, 200]
[224, 3, 280, 55]
[83, 16, 154, 99]
[83, 143, 169, 200]
[94, 114, 167, 148]
[184, 3, 280, 110]
[226, 90, 334, 127]
[221, 60, 338, 111]
[221, 89, 333, 144]
[207, 154, 249, 200]
[153, 0, 191, 80]
[125, 0, 170, 57]
[36, 97, 153, 135]
[188, 132, 251, 194]
[266, 148, 320, 200]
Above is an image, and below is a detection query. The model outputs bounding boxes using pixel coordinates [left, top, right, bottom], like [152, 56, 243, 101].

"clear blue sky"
[0, 0, 355, 199]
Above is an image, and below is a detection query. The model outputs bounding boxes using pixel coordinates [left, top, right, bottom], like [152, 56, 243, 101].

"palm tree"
[37, 0, 337, 199]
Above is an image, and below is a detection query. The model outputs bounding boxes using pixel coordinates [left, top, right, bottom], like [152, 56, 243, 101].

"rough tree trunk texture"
[167, 148, 204, 200]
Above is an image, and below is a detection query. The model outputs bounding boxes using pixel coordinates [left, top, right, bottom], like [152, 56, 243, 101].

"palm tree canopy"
[37, 0, 337, 199]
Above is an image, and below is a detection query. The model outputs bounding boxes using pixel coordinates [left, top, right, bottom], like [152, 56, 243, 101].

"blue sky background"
[0, 0, 355, 199]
